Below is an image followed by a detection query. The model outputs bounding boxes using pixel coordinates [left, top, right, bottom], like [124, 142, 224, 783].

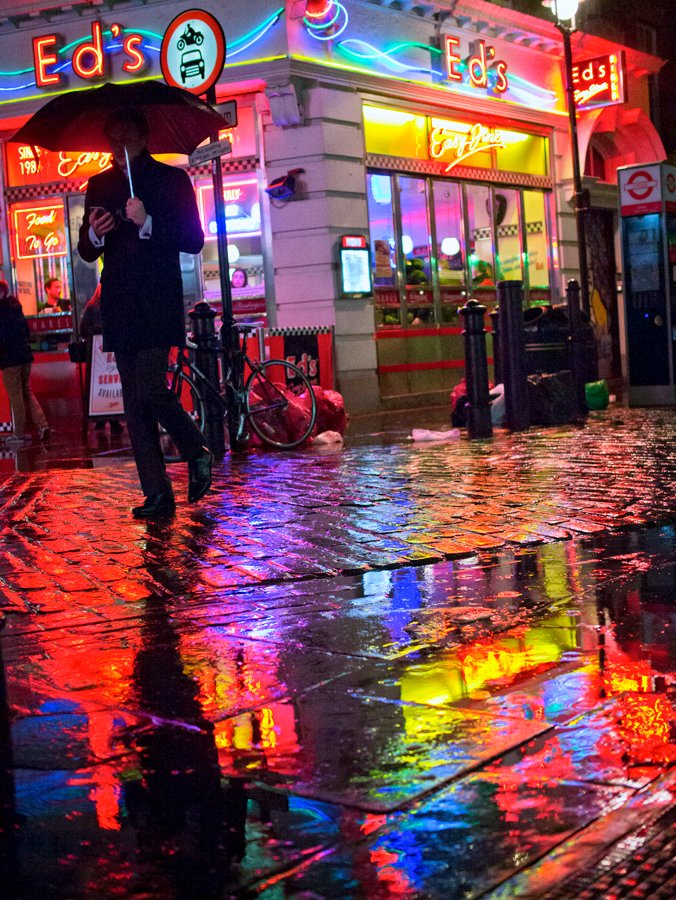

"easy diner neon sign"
[33, 22, 146, 87]
[444, 36, 508, 94]
[430, 122, 506, 171]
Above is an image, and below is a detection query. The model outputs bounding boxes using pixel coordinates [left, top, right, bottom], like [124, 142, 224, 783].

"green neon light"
[291, 52, 569, 117]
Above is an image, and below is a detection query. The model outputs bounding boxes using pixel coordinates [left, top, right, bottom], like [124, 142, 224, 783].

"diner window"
[432, 180, 467, 323]
[465, 184, 495, 294]
[195, 174, 266, 320]
[399, 175, 434, 326]
[367, 172, 400, 328]
[494, 189, 523, 282]
[522, 190, 551, 299]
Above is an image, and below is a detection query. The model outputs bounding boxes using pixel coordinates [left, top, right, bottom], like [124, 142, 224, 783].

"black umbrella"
[11, 79, 228, 156]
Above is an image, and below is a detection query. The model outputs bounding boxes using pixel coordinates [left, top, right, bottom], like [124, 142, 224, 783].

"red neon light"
[444, 36, 509, 93]
[72, 21, 104, 79]
[122, 34, 145, 73]
[14, 204, 67, 260]
[572, 52, 625, 109]
[444, 35, 462, 83]
[33, 35, 61, 87]
[305, 0, 333, 18]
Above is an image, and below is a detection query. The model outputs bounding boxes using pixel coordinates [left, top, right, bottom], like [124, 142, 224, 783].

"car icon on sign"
[180, 49, 205, 82]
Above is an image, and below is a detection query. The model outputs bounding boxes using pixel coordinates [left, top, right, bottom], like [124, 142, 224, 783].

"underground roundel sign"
[161, 9, 225, 96]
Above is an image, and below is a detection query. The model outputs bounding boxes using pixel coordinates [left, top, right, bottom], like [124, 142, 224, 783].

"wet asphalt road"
[0, 406, 674, 898]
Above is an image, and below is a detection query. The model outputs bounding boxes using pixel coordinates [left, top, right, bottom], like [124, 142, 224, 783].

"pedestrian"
[77, 106, 212, 520]
[80, 283, 124, 435]
[38, 277, 71, 314]
[0, 278, 50, 445]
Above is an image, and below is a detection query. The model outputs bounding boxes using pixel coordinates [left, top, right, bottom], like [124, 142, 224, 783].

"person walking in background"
[38, 277, 71, 314]
[0, 278, 50, 445]
[80, 283, 124, 435]
[77, 106, 212, 520]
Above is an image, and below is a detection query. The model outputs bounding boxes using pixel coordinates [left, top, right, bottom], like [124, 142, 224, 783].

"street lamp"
[544, 0, 591, 316]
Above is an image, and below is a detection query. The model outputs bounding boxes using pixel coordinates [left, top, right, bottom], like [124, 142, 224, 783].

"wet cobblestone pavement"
[0, 407, 675, 898]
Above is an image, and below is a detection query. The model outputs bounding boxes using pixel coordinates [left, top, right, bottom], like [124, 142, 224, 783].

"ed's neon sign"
[33, 22, 146, 88]
[444, 36, 508, 94]
[572, 53, 625, 110]
[430, 122, 506, 171]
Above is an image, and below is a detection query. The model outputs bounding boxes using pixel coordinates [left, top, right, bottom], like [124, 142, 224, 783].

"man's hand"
[126, 197, 147, 228]
[89, 207, 116, 237]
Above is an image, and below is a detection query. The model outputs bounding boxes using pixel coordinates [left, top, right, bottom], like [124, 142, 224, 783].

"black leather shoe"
[188, 448, 213, 503]
[132, 492, 176, 520]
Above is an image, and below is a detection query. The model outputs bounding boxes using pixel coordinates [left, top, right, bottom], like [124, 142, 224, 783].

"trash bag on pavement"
[246, 379, 314, 446]
[527, 370, 578, 426]
[312, 386, 347, 435]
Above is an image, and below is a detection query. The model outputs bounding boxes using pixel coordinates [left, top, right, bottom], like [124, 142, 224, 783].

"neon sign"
[6, 145, 111, 189]
[430, 122, 506, 171]
[33, 22, 147, 88]
[444, 36, 508, 94]
[14, 204, 67, 259]
[572, 52, 625, 110]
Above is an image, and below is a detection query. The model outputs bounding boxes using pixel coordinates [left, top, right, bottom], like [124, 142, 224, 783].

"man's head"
[45, 278, 62, 302]
[104, 108, 149, 169]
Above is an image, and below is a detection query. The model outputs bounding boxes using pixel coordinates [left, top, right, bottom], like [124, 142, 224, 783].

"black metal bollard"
[460, 299, 493, 439]
[188, 301, 226, 457]
[497, 280, 530, 431]
[566, 279, 589, 417]
[489, 307, 501, 385]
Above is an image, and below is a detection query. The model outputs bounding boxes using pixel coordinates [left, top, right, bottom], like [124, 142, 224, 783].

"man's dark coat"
[77, 150, 204, 352]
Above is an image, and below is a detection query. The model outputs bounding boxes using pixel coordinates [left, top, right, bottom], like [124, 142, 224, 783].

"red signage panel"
[572, 52, 625, 110]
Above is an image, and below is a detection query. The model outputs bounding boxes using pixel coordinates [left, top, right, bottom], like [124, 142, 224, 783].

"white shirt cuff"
[89, 226, 104, 248]
[139, 214, 152, 239]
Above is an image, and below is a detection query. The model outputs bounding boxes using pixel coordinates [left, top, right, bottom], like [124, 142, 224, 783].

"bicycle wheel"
[162, 370, 206, 462]
[245, 360, 316, 449]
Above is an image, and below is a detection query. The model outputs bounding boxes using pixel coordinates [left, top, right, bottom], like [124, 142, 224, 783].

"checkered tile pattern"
[5, 181, 83, 201]
[187, 155, 258, 177]
[366, 154, 552, 189]
[268, 326, 334, 337]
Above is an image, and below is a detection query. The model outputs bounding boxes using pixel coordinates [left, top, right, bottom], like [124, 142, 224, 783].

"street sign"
[161, 9, 225, 96]
[216, 100, 238, 127]
[189, 138, 232, 166]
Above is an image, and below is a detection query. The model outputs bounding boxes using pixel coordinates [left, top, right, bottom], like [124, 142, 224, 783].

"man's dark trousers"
[115, 347, 205, 496]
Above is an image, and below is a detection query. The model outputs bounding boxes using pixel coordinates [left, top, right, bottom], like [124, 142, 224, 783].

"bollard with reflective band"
[566, 279, 589, 417]
[489, 307, 501, 386]
[460, 299, 493, 439]
[188, 301, 226, 457]
[497, 280, 530, 431]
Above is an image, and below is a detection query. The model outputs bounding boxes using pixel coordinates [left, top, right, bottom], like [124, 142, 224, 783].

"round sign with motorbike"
[161, 10, 225, 96]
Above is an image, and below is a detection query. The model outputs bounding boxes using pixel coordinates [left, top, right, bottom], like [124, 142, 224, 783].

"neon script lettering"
[430, 122, 506, 171]
[57, 151, 112, 179]
[33, 22, 147, 88]
[444, 36, 508, 94]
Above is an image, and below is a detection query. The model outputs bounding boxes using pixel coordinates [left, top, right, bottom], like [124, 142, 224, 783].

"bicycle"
[163, 323, 317, 460]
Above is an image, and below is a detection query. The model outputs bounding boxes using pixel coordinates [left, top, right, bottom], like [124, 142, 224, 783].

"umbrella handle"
[124, 146, 135, 199]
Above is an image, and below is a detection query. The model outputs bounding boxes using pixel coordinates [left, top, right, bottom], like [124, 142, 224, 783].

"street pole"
[205, 85, 239, 448]
[555, 10, 591, 317]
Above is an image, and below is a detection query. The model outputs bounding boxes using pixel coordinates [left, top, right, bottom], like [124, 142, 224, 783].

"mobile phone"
[89, 206, 108, 217]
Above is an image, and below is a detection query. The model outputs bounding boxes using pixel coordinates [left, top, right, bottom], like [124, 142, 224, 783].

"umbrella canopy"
[11, 80, 228, 156]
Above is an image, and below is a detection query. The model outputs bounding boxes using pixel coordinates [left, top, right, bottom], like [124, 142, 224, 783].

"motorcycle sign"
[161, 10, 225, 96]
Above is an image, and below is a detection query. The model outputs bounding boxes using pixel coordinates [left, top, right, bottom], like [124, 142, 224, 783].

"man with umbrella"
[77, 106, 212, 519]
